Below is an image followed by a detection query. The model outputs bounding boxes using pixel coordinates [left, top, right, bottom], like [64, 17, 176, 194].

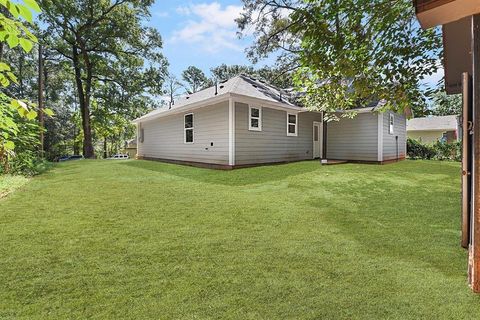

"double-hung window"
[249, 106, 262, 131]
[389, 113, 394, 135]
[287, 113, 298, 136]
[184, 113, 194, 143]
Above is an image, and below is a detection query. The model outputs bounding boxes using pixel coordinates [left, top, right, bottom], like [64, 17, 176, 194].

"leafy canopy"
[238, 0, 442, 114]
[0, 0, 53, 173]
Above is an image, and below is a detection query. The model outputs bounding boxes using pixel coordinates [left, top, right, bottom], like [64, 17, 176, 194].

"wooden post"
[469, 13, 480, 293]
[462, 72, 473, 249]
[38, 44, 45, 155]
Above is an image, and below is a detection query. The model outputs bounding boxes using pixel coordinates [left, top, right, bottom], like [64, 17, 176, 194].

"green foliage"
[210, 64, 255, 82]
[39, 0, 167, 158]
[209, 64, 294, 88]
[407, 138, 461, 161]
[182, 66, 208, 93]
[429, 90, 462, 116]
[238, 0, 441, 114]
[0, 0, 54, 174]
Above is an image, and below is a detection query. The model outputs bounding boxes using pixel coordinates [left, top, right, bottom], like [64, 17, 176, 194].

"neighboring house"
[133, 75, 407, 169]
[122, 139, 137, 158]
[407, 115, 460, 144]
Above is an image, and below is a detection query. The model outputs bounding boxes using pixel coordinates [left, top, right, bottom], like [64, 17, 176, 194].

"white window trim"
[389, 113, 394, 135]
[249, 106, 262, 131]
[184, 113, 194, 144]
[287, 113, 298, 137]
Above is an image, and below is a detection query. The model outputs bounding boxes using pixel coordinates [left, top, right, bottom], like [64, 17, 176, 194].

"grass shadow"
[119, 159, 322, 186]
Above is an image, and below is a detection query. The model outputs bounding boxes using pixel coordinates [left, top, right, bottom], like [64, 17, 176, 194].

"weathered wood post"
[462, 72, 472, 249]
[469, 14, 480, 292]
[413, 0, 480, 292]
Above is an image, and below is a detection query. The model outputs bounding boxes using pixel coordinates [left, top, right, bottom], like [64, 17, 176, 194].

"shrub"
[407, 138, 461, 161]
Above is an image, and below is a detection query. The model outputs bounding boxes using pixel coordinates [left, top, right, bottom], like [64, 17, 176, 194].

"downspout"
[322, 111, 328, 160]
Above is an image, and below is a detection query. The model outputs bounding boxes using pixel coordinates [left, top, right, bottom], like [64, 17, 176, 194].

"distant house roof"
[134, 75, 302, 123]
[407, 115, 459, 131]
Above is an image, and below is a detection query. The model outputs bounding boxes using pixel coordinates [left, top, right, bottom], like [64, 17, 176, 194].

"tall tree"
[39, 0, 167, 158]
[238, 0, 442, 114]
[163, 73, 182, 109]
[210, 64, 254, 82]
[182, 66, 208, 94]
[429, 91, 462, 116]
[0, 0, 54, 173]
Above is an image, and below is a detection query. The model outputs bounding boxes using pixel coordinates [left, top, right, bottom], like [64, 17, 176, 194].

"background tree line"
[1, 0, 456, 175]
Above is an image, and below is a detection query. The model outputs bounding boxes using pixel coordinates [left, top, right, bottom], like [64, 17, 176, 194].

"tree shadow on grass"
[119, 159, 322, 187]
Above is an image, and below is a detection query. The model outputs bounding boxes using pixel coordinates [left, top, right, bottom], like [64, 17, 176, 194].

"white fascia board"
[132, 93, 230, 124]
[228, 98, 235, 166]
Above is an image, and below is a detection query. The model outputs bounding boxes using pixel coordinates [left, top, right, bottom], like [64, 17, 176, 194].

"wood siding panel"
[383, 111, 407, 161]
[326, 113, 379, 161]
[234, 102, 322, 165]
[137, 102, 229, 165]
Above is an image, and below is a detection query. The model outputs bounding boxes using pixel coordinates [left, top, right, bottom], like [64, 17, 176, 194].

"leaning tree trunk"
[103, 137, 108, 159]
[72, 45, 95, 158]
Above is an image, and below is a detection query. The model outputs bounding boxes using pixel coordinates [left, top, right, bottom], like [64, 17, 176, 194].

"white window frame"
[249, 106, 262, 131]
[287, 113, 298, 137]
[184, 113, 194, 144]
[389, 113, 394, 135]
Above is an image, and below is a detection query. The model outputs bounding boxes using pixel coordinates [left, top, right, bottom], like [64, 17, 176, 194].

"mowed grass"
[0, 159, 478, 319]
[0, 174, 29, 199]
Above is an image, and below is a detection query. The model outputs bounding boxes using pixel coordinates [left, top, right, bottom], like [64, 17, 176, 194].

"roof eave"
[132, 92, 231, 124]
[133, 92, 306, 124]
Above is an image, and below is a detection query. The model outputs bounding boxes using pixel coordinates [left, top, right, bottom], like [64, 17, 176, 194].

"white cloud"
[170, 2, 243, 53]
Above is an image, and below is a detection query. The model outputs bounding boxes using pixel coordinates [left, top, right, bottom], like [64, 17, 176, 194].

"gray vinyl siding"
[326, 113, 379, 161]
[234, 102, 322, 165]
[137, 102, 229, 165]
[383, 111, 407, 161]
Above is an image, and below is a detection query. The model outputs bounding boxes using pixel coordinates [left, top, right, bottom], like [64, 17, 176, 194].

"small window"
[184, 113, 194, 144]
[389, 114, 394, 135]
[249, 106, 262, 131]
[139, 128, 144, 143]
[287, 113, 298, 136]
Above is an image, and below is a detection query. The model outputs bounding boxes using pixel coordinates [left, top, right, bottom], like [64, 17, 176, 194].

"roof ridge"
[229, 75, 245, 94]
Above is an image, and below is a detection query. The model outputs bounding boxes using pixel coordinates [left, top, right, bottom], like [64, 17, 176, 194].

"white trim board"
[228, 98, 235, 166]
[134, 93, 305, 124]
[378, 113, 384, 162]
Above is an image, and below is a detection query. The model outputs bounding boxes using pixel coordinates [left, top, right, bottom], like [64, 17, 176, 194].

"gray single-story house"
[133, 75, 406, 169]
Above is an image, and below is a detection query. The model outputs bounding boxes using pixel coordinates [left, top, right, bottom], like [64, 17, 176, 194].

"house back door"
[313, 122, 322, 159]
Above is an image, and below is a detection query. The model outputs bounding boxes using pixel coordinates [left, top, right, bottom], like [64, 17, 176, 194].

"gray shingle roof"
[407, 115, 458, 131]
[135, 75, 300, 122]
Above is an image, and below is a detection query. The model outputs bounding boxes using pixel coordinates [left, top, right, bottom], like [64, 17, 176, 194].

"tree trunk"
[38, 45, 45, 156]
[72, 45, 95, 158]
[103, 137, 108, 159]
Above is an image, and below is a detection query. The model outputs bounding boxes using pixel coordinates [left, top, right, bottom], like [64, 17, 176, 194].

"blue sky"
[146, 0, 443, 89]
[147, 0, 259, 78]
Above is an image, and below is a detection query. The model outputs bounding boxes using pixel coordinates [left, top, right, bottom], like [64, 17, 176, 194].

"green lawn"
[0, 174, 29, 199]
[0, 159, 478, 319]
